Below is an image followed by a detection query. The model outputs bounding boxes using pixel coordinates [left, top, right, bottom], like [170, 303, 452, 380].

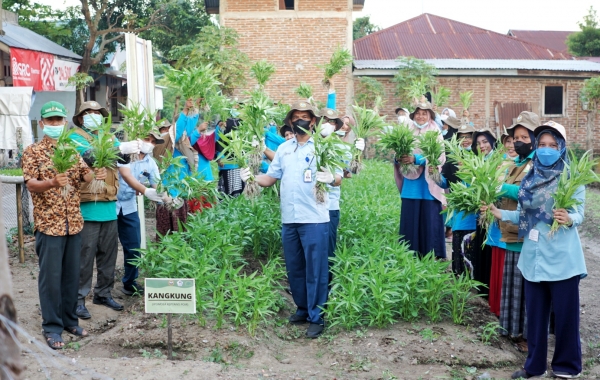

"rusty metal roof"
[354, 14, 571, 61]
[508, 30, 575, 54]
[353, 59, 600, 72]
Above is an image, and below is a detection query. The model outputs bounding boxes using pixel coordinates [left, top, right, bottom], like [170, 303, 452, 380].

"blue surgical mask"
[465, 146, 472, 151]
[43, 124, 64, 139]
[230, 109, 240, 118]
[83, 114, 103, 129]
[414, 121, 428, 129]
[335, 130, 346, 137]
[442, 129, 448, 136]
[537, 147, 563, 166]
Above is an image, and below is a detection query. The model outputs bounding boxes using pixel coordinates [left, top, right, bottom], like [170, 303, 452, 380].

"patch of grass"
[0, 168, 23, 176]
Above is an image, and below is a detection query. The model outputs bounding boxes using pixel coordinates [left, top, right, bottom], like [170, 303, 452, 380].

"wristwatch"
[329, 178, 337, 186]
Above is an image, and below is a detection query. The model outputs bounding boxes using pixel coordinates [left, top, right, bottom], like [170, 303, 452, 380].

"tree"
[567, 6, 600, 57]
[169, 25, 250, 96]
[392, 57, 438, 110]
[353, 16, 380, 40]
[355, 76, 385, 109]
[581, 76, 600, 154]
[67, 73, 95, 105]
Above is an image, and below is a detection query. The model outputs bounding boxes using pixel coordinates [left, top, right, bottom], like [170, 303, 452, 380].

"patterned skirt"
[155, 202, 189, 241]
[218, 168, 244, 197]
[451, 230, 475, 275]
[499, 249, 527, 338]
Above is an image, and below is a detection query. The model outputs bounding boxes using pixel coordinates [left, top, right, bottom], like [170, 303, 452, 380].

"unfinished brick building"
[205, 0, 364, 111]
[353, 14, 600, 150]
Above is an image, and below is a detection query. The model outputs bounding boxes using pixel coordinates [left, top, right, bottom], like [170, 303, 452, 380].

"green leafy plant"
[431, 86, 451, 109]
[88, 115, 121, 194]
[445, 272, 483, 325]
[377, 123, 418, 175]
[119, 102, 165, 144]
[550, 149, 600, 234]
[0, 168, 23, 176]
[480, 321, 506, 345]
[51, 127, 80, 197]
[392, 57, 438, 109]
[417, 130, 444, 183]
[164, 64, 221, 104]
[294, 82, 313, 100]
[320, 46, 353, 88]
[350, 104, 386, 174]
[355, 77, 385, 109]
[312, 122, 351, 203]
[458, 90, 474, 111]
[250, 60, 276, 88]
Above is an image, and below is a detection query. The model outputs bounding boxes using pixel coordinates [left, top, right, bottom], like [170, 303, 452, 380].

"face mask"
[83, 114, 103, 129]
[537, 147, 563, 166]
[335, 130, 346, 137]
[320, 123, 335, 137]
[465, 146, 472, 151]
[161, 132, 169, 137]
[414, 121, 428, 129]
[292, 119, 311, 135]
[140, 142, 154, 154]
[230, 109, 240, 118]
[43, 125, 64, 139]
[398, 116, 407, 124]
[514, 141, 533, 157]
[442, 129, 448, 136]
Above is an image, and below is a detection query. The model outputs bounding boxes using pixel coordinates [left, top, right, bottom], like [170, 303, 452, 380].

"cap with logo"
[73, 101, 109, 127]
[508, 111, 540, 133]
[283, 101, 317, 128]
[318, 108, 343, 130]
[533, 120, 567, 143]
[41, 101, 68, 119]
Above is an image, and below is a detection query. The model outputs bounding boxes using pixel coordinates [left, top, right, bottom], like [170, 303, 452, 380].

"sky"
[354, 0, 595, 34]
[37, 0, 594, 34]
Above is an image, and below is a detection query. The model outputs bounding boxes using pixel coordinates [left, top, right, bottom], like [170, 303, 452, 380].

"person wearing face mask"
[393, 98, 447, 259]
[493, 111, 540, 352]
[483, 121, 586, 380]
[153, 120, 173, 165]
[116, 132, 166, 296]
[22, 102, 107, 349]
[70, 101, 142, 319]
[239, 102, 343, 339]
[395, 107, 410, 126]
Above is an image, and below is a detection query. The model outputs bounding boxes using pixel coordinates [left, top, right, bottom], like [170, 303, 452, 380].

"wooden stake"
[167, 313, 173, 360]
[16, 183, 24, 264]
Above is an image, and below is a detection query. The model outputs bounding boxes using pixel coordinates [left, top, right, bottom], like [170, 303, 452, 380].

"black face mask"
[514, 141, 533, 158]
[292, 119, 311, 135]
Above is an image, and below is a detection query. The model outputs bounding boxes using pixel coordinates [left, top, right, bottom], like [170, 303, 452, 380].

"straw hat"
[409, 96, 436, 121]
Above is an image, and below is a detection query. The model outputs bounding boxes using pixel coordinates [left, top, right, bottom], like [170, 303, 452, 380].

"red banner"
[11, 48, 63, 91]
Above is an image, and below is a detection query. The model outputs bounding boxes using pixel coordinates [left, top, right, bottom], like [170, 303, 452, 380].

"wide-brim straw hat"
[73, 101, 109, 127]
[318, 108, 343, 130]
[283, 101, 318, 128]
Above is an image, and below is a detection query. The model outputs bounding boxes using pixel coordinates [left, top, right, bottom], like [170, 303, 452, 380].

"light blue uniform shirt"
[500, 185, 587, 282]
[266, 137, 330, 224]
[328, 143, 351, 211]
[116, 154, 160, 216]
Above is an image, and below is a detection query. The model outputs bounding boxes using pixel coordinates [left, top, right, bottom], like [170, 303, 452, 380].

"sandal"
[42, 331, 64, 350]
[514, 340, 528, 353]
[64, 326, 88, 337]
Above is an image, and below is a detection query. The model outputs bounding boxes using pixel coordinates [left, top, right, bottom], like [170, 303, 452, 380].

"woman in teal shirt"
[484, 121, 586, 380]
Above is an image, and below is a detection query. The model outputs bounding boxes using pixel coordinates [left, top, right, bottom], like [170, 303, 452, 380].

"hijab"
[442, 108, 456, 118]
[471, 131, 497, 155]
[517, 130, 567, 238]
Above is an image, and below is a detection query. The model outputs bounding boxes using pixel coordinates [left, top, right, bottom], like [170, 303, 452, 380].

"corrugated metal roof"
[508, 30, 574, 54]
[354, 59, 600, 72]
[0, 22, 82, 60]
[354, 14, 571, 61]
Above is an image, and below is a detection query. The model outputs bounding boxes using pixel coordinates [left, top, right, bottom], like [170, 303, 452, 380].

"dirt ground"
[7, 196, 600, 380]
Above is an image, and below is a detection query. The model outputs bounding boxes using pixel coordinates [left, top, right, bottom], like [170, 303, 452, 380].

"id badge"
[528, 229, 539, 242]
[303, 169, 312, 183]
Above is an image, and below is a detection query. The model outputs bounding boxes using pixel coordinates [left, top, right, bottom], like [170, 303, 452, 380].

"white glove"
[143, 188, 164, 202]
[320, 123, 335, 137]
[119, 140, 142, 155]
[354, 138, 365, 151]
[316, 167, 334, 184]
[251, 137, 266, 152]
[240, 167, 252, 182]
[382, 125, 393, 134]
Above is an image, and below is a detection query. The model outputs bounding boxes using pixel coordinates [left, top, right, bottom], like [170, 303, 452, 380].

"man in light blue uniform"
[241, 102, 342, 338]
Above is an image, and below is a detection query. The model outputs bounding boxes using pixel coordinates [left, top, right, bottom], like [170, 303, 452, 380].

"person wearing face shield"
[69, 101, 142, 319]
[116, 132, 166, 296]
[393, 98, 447, 260]
[22, 102, 107, 349]
[239, 102, 343, 339]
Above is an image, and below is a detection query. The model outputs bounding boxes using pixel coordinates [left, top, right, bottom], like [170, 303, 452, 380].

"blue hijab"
[517, 130, 567, 238]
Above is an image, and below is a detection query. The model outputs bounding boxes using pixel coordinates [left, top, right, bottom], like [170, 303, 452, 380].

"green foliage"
[392, 57, 438, 110]
[377, 123, 417, 174]
[294, 82, 314, 100]
[90, 116, 121, 170]
[119, 102, 163, 141]
[417, 130, 444, 182]
[320, 46, 353, 87]
[250, 60, 276, 88]
[431, 86, 452, 109]
[479, 322, 505, 345]
[355, 77, 385, 109]
[459, 90, 474, 111]
[350, 104, 387, 172]
[164, 64, 220, 102]
[312, 122, 352, 203]
[0, 168, 23, 176]
[581, 76, 600, 108]
[551, 149, 600, 233]
[51, 127, 80, 174]
[353, 15, 380, 40]
[169, 25, 250, 96]
[566, 6, 600, 57]
[217, 130, 254, 168]
[67, 73, 94, 91]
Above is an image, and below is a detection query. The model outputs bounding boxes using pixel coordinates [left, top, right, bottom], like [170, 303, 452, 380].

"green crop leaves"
[313, 121, 351, 203]
[417, 130, 444, 183]
[350, 104, 386, 173]
[377, 123, 418, 175]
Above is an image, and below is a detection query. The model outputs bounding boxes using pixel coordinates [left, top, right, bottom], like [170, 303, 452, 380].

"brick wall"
[225, 0, 276, 12]
[298, 0, 349, 11]
[358, 75, 600, 151]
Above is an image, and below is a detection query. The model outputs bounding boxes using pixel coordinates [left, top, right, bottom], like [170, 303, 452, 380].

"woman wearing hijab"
[394, 98, 446, 259]
[495, 111, 540, 352]
[484, 121, 585, 380]
[216, 114, 245, 197]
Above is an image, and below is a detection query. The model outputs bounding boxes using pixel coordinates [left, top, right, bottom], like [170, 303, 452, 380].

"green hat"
[41, 101, 68, 118]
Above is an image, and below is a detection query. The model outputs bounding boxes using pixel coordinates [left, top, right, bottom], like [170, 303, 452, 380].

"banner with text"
[11, 48, 79, 92]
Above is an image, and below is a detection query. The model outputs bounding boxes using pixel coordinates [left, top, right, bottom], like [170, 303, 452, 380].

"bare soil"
[8, 195, 600, 380]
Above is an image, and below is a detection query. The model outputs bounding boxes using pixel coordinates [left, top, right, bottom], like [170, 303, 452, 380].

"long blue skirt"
[399, 198, 446, 259]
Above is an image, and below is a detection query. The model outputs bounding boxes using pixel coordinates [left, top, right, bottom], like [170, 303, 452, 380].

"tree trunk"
[586, 108, 596, 157]
[75, 55, 94, 115]
[0, 184, 24, 379]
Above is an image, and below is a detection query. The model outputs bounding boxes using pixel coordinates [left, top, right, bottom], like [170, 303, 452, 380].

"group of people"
[22, 90, 587, 378]
[395, 98, 585, 379]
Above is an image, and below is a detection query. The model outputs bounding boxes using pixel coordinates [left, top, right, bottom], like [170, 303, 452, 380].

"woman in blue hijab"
[483, 121, 586, 380]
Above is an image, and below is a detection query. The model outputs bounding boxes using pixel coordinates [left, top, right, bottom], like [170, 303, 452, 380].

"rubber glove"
[119, 139, 142, 155]
[240, 167, 252, 182]
[355, 138, 365, 151]
[316, 167, 334, 184]
[144, 188, 164, 202]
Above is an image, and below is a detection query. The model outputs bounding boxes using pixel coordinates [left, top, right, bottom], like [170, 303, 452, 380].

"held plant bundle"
[119, 102, 164, 161]
[88, 115, 121, 194]
[350, 104, 387, 174]
[444, 135, 507, 236]
[250, 60, 276, 88]
[217, 129, 260, 198]
[417, 130, 444, 183]
[165, 64, 221, 106]
[51, 127, 80, 197]
[431, 86, 451, 109]
[377, 123, 418, 175]
[320, 46, 353, 88]
[312, 122, 350, 204]
[550, 149, 600, 234]
[294, 82, 313, 100]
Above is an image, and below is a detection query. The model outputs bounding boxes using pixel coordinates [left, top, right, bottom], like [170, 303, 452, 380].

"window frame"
[542, 84, 565, 117]
[279, 0, 295, 10]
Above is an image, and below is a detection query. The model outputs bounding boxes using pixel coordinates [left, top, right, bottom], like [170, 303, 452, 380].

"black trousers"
[35, 231, 82, 334]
